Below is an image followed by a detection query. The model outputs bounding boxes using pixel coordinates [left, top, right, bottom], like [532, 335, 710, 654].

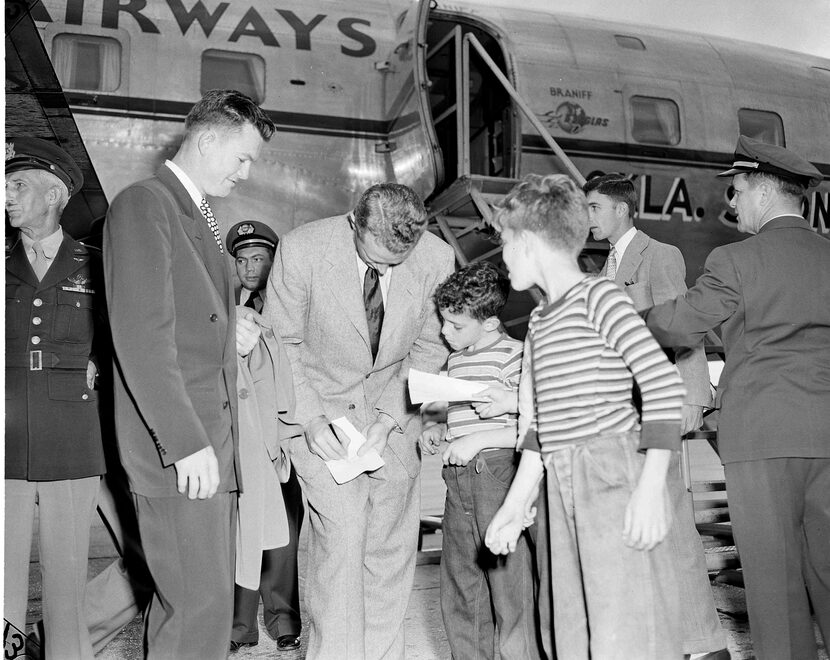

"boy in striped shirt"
[485, 174, 687, 659]
[420, 261, 543, 660]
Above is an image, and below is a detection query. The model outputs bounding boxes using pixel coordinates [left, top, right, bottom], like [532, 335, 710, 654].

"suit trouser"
[232, 466, 304, 643]
[290, 437, 420, 660]
[544, 432, 683, 660]
[4, 476, 99, 659]
[85, 473, 155, 652]
[133, 492, 235, 660]
[725, 457, 830, 660]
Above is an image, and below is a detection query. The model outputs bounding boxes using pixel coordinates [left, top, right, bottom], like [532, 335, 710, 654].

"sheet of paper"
[407, 368, 489, 404]
[324, 416, 385, 484]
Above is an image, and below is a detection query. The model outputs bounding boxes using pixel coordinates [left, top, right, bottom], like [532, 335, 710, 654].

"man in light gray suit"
[584, 174, 729, 660]
[264, 183, 454, 659]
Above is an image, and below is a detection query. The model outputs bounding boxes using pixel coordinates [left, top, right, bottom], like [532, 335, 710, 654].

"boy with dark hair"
[421, 261, 543, 660]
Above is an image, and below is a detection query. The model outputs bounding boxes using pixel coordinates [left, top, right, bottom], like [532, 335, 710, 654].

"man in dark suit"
[226, 221, 304, 653]
[584, 173, 729, 660]
[103, 90, 275, 658]
[645, 136, 830, 660]
[4, 138, 106, 657]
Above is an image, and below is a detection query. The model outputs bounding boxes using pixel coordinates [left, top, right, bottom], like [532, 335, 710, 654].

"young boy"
[485, 174, 687, 660]
[421, 261, 543, 660]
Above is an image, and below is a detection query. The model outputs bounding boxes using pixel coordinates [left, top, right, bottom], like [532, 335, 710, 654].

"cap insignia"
[237, 223, 255, 236]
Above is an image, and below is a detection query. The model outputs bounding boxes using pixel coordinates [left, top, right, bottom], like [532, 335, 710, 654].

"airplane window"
[51, 34, 121, 92]
[614, 35, 646, 51]
[630, 96, 680, 145]
[738, 109, 785, 146]
[201, 50, 265, 104]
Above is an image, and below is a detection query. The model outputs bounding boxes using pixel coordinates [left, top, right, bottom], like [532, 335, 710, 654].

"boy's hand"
[623, 481, 671, 551]
[419, 423, 445, 455]
[473, 385, 518, 419]
[485, 502, 525, 555]
[442, 435, 482, 466]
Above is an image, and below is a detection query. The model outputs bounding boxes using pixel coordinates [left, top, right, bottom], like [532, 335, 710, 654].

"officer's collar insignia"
[237, 223, 255, 236]
[5, 142, 15, 161]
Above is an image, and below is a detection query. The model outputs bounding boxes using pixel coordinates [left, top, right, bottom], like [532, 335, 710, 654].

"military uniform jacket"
[104, 165, 239, 497]
[5, 234, 106, 480]
[645, 216, 830, 464]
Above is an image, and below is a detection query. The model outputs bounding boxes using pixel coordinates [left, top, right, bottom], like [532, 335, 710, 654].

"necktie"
[363, 266, 384, 361]
[31, 241, 50, 280]
[199, 198, 225, 254]
[244, 290, 261, 311]
[605, 246, 617, 280]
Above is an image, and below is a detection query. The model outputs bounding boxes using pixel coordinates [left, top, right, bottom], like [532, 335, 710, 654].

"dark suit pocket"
[53, 290, 94, 343]
[48, 370, 97, 402]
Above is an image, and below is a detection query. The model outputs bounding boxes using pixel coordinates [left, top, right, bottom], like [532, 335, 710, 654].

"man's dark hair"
[185, 89, 275, 141]
[352, 183, 428, 253]
[434, 261, 509, 321]
[583, 173, 637, 219]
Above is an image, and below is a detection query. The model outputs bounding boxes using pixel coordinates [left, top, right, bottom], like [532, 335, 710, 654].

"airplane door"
[380, 0, 442, 201]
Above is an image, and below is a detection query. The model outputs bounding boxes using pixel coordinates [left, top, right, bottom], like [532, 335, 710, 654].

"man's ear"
[196, 129, 216, 155]
[615, 201, 629, 219]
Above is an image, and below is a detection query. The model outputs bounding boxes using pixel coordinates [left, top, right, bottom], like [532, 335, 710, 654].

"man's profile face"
[5, 170, 53, 230]
[234, 246, 273, 292]
[729, 174, 763, 234]
[201, 123, 264, 198]
[586, 191, 627, 243]
[354, 230, 414, 275]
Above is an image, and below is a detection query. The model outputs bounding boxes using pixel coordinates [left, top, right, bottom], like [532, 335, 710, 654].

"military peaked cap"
[718, 135, 822, 188]
[5, 137, 84, 196]
[226, 220, 279, 256]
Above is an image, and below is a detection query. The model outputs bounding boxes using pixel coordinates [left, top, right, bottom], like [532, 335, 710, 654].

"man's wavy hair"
[434, 261, 509, 321]
[492, 174, 588, 255]
[583, 173, 638, 219]
[352, 183, 428, 253]
[185, 89, 275, 141]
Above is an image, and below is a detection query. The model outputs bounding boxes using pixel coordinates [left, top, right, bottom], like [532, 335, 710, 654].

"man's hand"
[485, 502, 526, 555]
[419, 423, 446, 456]
[236, 306, 263, 356]
[473, 385, 518, 419]
[442, 435, 483, 467]
[359, 414, 397, 457]
[86, 360, 98, 390]
[174, 446, 220, 499]
[681, 404, 705, 436]
[306, 416, 349, 461]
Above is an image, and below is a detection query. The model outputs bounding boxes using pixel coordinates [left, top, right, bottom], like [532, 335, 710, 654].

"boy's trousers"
[440, 448, 544, 660]
[544, 431, 683, 660]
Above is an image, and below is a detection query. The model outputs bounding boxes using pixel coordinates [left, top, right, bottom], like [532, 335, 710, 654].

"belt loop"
[30, 350, 42, 371]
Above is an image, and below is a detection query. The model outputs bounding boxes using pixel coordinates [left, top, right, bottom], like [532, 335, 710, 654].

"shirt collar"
[612, 226, 637, 260]
[21, 226, 63, 259]
[165, 160, 204, 208]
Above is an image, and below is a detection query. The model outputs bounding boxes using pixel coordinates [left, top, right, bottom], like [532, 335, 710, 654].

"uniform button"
[82, 394, 89, 400]
[209, 314, 218, 322]
[32, 317, 42, 325]
[75, 301, 81, 308]
[348, 403, 356, 410]
[31, 336, 41, 345]
[239, 388, 249, 399]
[33, 298, 43, 307]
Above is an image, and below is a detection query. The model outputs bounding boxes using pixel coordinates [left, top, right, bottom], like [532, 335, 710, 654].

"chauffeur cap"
[226, 220, 279, 257]
[5, 137, 84, 196]
[718, 135, 822, 188]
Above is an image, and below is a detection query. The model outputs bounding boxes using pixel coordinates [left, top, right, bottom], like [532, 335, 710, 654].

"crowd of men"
[4, 87, 828, 660]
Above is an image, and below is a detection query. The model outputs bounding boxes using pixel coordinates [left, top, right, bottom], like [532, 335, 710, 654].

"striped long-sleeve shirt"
[521, 277, 685, 454]
[446, 333, 522, 441]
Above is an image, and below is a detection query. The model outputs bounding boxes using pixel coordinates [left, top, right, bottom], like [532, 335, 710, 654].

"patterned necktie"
[244, 290, 261, 311]
[605, 246, 617, 280]
[31, 241, 51, 280]
[199, 198, 225, 254]
[363, 266, 384, 361]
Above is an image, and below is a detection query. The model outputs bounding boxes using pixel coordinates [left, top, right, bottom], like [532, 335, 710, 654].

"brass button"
[32, 317, 42, 325]
[239, 388, 249, 399]
[75, 301, 81, 308]
[33, 298, 43, 307]
[31, 336, 41, 345]
[209, 314, 218, 322]
[82, 394, 89, 400]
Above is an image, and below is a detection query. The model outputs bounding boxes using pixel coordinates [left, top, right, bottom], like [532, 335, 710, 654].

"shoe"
[684, 650, 731, 660]
[276, 634, 301, 651]
[229, 640, 258, 652]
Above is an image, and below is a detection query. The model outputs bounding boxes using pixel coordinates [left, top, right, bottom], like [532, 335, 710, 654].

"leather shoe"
[276, 634, 301, 651]
[229, 640, 258, 652]
[684, 650, 731, 660]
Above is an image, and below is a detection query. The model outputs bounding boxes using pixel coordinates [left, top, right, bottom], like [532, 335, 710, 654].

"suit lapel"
[615, 230, 647, 286]
[376, 256, 418, 366]
[37, 237, 88, 292]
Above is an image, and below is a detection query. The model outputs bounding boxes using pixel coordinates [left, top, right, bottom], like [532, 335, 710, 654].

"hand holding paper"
[408, 368, 489, 404]
[325, 417, 385, 484]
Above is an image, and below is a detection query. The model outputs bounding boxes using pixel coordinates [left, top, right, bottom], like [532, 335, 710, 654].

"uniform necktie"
[31, 241, 50, 280]
[363, 266, 384, 361]
[605, 246, 617, 280]
[199, 198, 225, 254]
[244, 290, 261, 311]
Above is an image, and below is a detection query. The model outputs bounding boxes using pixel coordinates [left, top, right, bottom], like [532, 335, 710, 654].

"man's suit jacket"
[264, 214, 454, 476]
[608, 230, 711, 408]
[645, 216, 830, 464]
[103, 165, 239, 497]
[5, 234, 106, 480]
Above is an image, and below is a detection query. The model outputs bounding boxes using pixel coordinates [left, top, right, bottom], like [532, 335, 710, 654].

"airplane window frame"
[614, 35, 646, 51]
[630, 95, 681, 146]
[200, 50, 266, 105]
[737, 108, 786, 146]
[51, 33, 122, 93]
